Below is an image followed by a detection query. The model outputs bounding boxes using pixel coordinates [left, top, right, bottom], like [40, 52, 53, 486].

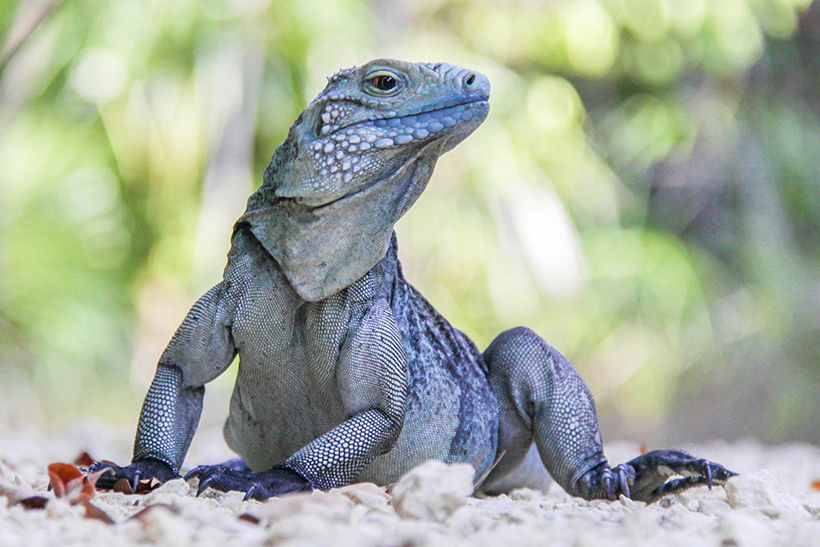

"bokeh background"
[1, 0, 818, 448]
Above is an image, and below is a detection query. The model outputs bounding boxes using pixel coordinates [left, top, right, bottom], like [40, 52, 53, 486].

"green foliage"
[0, 0, 817, 442]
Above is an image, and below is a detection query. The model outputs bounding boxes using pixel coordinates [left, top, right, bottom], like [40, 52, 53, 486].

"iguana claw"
[195, 474, 216, 497]
[243, 484, 259, 501]
[616, 465, 631, 498]
[130, 468, 142, 492]
[602, 468, 615, 500]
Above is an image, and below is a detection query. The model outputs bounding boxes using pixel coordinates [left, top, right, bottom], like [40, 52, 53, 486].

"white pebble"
[390, 460, 474, 522]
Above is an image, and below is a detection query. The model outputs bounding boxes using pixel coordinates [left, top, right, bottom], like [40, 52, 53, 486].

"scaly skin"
[91, 59, 736, 503]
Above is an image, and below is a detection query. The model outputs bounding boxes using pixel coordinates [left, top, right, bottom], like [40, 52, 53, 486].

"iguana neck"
[240, 134, 439, 302]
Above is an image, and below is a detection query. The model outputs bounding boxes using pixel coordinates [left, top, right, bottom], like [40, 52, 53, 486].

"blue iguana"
[92, 59, 735, 502]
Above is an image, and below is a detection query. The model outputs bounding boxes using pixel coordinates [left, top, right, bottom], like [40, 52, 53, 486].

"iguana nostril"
[464, 73, 476, 88]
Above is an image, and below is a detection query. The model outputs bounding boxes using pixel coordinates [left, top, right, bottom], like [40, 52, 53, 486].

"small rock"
[621, 508, 659, 537]
[45, 498, 84, 519]
[218, 490, 248, 512]
[334, 482, 391, 513]
[507, 487, 545, 502]
[790, 519, 820, 545]
[718, 510, 775, 547]
[618, 494, 647, 511]
[725, 470, 811, 519]
[800, 493, 820, 518]
[142, 478, 190, 504]
[697, 497, 732, 516]
[390, 460, 474, 522]
[250, 490, 353, 525]
[138, 504, 193, 545]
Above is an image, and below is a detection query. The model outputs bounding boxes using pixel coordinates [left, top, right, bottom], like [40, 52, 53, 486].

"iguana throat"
[239, 59, 490, 301]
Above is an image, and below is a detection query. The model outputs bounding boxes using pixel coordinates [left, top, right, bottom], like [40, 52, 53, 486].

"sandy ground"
[2, 422, 820, 547]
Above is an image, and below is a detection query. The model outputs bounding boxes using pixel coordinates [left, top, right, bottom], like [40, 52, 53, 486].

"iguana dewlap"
[93, 59, 735, 502]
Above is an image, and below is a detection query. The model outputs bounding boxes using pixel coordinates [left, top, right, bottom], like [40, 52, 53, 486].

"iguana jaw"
[306, 98, 490, 211]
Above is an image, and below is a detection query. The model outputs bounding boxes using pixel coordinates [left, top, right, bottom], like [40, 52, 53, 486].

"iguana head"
[241, 59, 490, 301]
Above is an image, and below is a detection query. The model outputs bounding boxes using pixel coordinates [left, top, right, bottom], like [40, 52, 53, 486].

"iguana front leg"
[481, 327, 735, 503]
[92, 364, 204, 490]
[186, 295, 408, 500]
[92, 284, 237, 489]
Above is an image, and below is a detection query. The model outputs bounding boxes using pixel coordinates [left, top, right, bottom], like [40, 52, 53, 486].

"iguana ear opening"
[239, 151, 438, 301]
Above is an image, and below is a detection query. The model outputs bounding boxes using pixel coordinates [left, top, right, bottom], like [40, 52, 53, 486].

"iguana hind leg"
[480, 326, 735, 503]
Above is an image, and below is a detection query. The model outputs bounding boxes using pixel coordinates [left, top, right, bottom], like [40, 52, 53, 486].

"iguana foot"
[89, 458, 178, 491]
[184, 464, 313, 500]
[584, 449, 737, 503]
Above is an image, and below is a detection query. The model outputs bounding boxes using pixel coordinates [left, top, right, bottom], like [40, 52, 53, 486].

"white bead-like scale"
[309, 99, 479, 190]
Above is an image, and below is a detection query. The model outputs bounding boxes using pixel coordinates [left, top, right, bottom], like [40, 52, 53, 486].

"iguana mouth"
[368, 97, 490, 123]
[340, 98, 490, 136]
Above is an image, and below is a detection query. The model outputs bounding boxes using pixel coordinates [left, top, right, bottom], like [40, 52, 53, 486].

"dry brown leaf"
[73, 452, 95, 467]
[48, 463, 83, 498]
[136, 477, 162, 494]
[84, 501, 115, 524]
[97, 471, 161, 495]
[0, 479, 48, 509]
[48, 463, 107, 503]
[46, 462, 116, 524]
[238, 513, 260, 524]
[112, 478, 134, 495]
[130, 504, 182, 521]
[18, 496, 49, 509]
[73, 470, 103, 506]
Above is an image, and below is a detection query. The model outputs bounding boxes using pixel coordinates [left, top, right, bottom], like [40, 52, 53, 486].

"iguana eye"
[371, 74, 396, 90]
[363, 70, 402, 96]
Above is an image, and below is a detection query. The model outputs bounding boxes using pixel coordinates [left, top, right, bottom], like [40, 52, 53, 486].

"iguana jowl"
[93, 59, 735, 502]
